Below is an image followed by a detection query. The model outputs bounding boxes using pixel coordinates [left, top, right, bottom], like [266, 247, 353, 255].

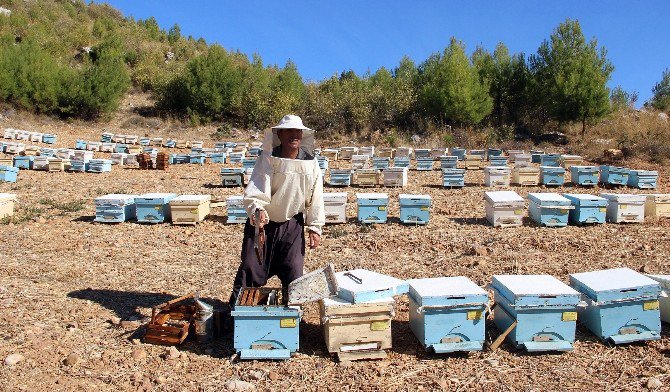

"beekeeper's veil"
[262, 114, 315, 156]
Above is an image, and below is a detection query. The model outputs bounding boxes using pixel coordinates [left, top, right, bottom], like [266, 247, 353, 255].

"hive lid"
[171, 194, 212, 203]
[94, 194, 136, 205]
[562, 193, 606, 202]
[630, 170, 658, 176]
[647, 275, 670, 290]
[356, 192, 388, 200]
[226, 195, 243, 201]
[484, 191, 524, 204]
[491, 275, 580, 307]
[323, 192, 348, 201]
[335, 269, 408, 304]
[136, 193, 178, 200]
[570, 268, 660, 302]
[0, 193, 17, 202]
[599, 193, 646, 203]
[540, 166, 566, 171]
[484, 166, 511, 172]
[399, 194, 431, 200]
[528, 193, 571, 205]
[408, 277, 487, 307]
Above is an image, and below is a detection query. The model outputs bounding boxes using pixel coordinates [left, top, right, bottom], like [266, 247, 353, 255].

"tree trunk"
[581, 116, 587, 139]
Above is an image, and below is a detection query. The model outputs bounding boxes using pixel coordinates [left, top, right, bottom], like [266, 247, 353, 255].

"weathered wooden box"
[600, 193, 645, 223]
[94, 194, 136, 223]
[324, 192, 347, 224]
[395, 147, 413, 159]
[491, 275, 580, 352]
[513, 153, 532, 167]
[512, 166, 540, 186]
[528, 193, 572, 227]
[87, 159, 112, 173]
[562, 193, 607, 225]
[356, 193, 388, 224]
[339, 147, 359, 160]
[539, 154, 561, 167]
[221, 168, 245, 187]
[570, 268, 661, 344]
[570, 165, 599, 186]
[351, 154, 370, 170]
[321, 148, 339, 161]
[530, 150, 545, 163]
[232, 287, 300, 360]
[100, 142, 116, 153]
[451, 148, 466, 161]
[489, 156, 508, 167]
[464, 154, 484, 170]
[376, 148, 394, 159]
[644, 194, 670, 218]
[484, 166, 511, 187]
[399, 194, 431, 224]
[383, 166, 408, 187]
[439, 155, 458, 170]
[487, 148, 502, 160]
[627, 170, 658, 189]
[414, 148, 431, 159]
[540, 166, 566, 186]
[359, 146, 375, 158]
[372, 157, 390, 170]
[393, 156, 410, 168]
[408, 277, 487, 353]
[431, 148, 447, 159]
[169, 195, 211, 225]
[355, 169, 380, 187]
[485, 191, 524, 227]
[560, 155, 583, 169]
[135, 193, 177, 223]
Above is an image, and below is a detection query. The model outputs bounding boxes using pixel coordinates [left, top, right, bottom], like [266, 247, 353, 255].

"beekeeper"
[230, 114, 325, 304]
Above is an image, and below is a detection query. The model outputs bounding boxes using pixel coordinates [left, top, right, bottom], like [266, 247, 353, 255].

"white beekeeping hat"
[262, 115, 315, 154]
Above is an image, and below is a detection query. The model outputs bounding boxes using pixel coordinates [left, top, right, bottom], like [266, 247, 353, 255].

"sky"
[98, 0, 670, 106]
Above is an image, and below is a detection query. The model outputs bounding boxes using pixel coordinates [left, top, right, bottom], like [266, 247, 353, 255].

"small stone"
[640, 264, 653, 273]
[224, 379, 255, 391]
[63, 353, 79, 366]
[470, 245, 488, 256]
[131, 371, 143, 382]
[647, 377, 663, 389]
[37, 217, 47, 224]
[4, 353, 24, 366]
[249, 370, 264, 380]
[484, 358, 498, 366]
[165, 346, 180, 360]
[132, 348, 147, 360]
[109, 317, 121, 325]
[267, 371, 279, 381]
[155, 376, 167, 384]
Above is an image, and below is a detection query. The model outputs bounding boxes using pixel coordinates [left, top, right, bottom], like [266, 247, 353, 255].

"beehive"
[408, 277, 487, 353]
[442, 168, 465, 188]
[151, 137, 164, 147]
[644, 194, 670, 218]
[469, 149, 486, 159]
[395, 147, 413, 159]
[383, 166, 408, 187]
[540, 166, 566, 186]
[169, 195, 211, 225]
[100, 142, 116, 153]
[359, 146, 375, 158]
[562, 194, 607, 225]
[316, 156, 329, 170]
[399, 194, 431, 224]
[0, 193, 17, 219]
[507, 150, 525, 160]
[356, 193, 389, 224]
[351, 154, 370, 170]
[513, 153, 532, 167]
[485, 191, 524, 227]
[372, 157, 390, 170]
[335, 269, 408, 304]
[189, 153, 206, 165]
[321, 148, 339, 161]
[392, 156, 410, 168]
[209, 152, 227, 163]
[487, 148, 502, 160]
[320, 297, 394, 362]
[431, 148, 447, 159]
[600, 165, 630, 186]
[560, 155, 583, 169]
[0, 165, 19, 183]
[464, 154, 484, 170]
[540, 154, 561, 167]
[355, 169, 380, 187]
[512, 166, 540, 186]
[439, 155, 458, 170]
[646, 275, 670, 323]
[232, 287, 300, 360]
[101, 132, 114, 143]
[528, 193, 572, 227]
[414, 149, 431, 159]
[33, 156, 50, 171]
[324, 192, 347, 224]
[228, 152, 245, 164]
[450, 148, 466, 161]
[570, 268, 661, 344]
[135, 193, 177, 223]
[86, 141, 101, 152]
[29, 132, 43, 143]
[339, 147, 358, 160]
[489, 156, 508, 167]
[23, 146, 39, 156]
[13, 156, 34, 170]
[570, 166, 599, 186]
[226, 195, 246, 224]
[600, 193, 645, 223]
[376, 148, 394, 159]
[484, 166, 511, 187]
[530, 150, 545, 163]
[47, 158, 65, 172]
[328, 169, 353, 187]
[87, 159, 112, 173]
[125, 135, 139, 145]
[94, 194, 136, 223]
[627, 170, 658, 189]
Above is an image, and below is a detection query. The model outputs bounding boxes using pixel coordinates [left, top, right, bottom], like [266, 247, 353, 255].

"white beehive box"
[485, 191, 525, 227]
[336, 269, 408, 303]
[29, 132, 43, 143]
[395, 147, 413, 159]
[600, 193, 645, 223]
[484, 166, 511, 187]
[647, 275, 670, 323]
[110, 153, 127, 165]
[33, 156, 50, 171]
[0, 193, 17, 220]
[383, 167, 408, 187]
[169, 195, 211, 225]
[359, 146, 375, 158]
[351, 154, 370, 170]
[644, 194, 670, 218]
[431, 148, 448, 159]
[339, 147, 358, 160]
[323, 192, 347, 224]
[87, 141, 102, 151]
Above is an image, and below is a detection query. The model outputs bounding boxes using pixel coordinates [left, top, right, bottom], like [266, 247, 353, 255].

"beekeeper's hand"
[308, 231, 321, 249]
[250, 209, 268, 229]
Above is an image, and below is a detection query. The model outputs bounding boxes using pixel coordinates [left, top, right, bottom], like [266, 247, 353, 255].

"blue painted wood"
[450, 148, 467, 161]
[356, 193, 388, 223]
[94, 194, 136, 223]
[135, 193, 177, 223]
[209, 153, 227, 163]
[399, 194, 431, 224]
[439, 156, 458, 169]
[0, 165, 19, 183]
[540, 166, 566, 186]
[393, 157, 410, 168]
[335, 269, 408, 303]
[416, 158, 434, 171]
[75, 140, 87, 150]
[372, 157, 390, 170]
[562, 193, 607, 224]
[570, 268, 661, 343]
[42, 134, 57, 144]
[540, 154, 561, 167]
[442, 168, 465, 188]
[489, 156, 508, 167]
[87, 159, 112, 173]
[164, 139, 176, 148]
[570, 165, 599, 186]
[189, 153, 206, 165]
[487, 148, 503, 160]
[528, 193, 572, 227]
[600, 165, 630, 186]
[628, 170, 658, 189]
[13, 156, 34, 170]
[329, 169, 353, 187]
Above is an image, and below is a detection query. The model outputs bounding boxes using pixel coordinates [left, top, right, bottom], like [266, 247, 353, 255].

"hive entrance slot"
[539, 295, 557, 299]
[620, 289, 637, 293]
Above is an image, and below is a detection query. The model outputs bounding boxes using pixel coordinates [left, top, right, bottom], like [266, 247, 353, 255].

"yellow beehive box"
[644, 194, 670, 218]
[321, 149, 339, 161]
[319, 297, 394, 361]
[512, 166, 540, 186]
[48, 158, 64, 172]
[0, 157, 12, 166]
[355, 169, 380, 187]
[561, 155, 583, 170]
[0, 193, 17, 220]
[377, 148, 394, 159]
[169, 195, 211, 225]
[127, 145, 142, 154]
[464, 154, 484, 170]
[23, 146, 40, 156]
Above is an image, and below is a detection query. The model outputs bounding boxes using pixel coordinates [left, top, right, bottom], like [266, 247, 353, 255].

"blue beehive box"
[232, 287, 300, 360]
[329, 169, 353, 187]
[42, 134, 57, 144]
[570, 165, 599, 186]
[316, 156, 329, 170]
[226, 195, 247, 223]
[356, 192, 388, 224]
[562, 194, 607, 225]
[491, 275, 580, 352]
[115, 144, 128, 153]
[68, 159, 88, 172]
[135, 193, 177, 223]
[451, 148, 466, 161]
[189, 153, 206, 165]
[191, 147, 203, 154]
[39, 147, 57, 157]
[442, 168, 465, 188]
[164, 139, 176, 148]
[224, 142, 237, 148]
[399, 194, 431, 224]
[489, 156, 508, 167]
[94, 194, 136, 223]
[221, 168, 245, 187]
[628, 170, 657, 189]
[540, 166, 566, 186]
[242, 158, 257, 170]
[469, 149, 486, 159]
[416, 157, 434, 171]
[248, 147, 263, 157]
[228, 152, 245, 164]
[439, 155, 458, 169]
[540, 154, 561, 167]
[210, 152, 227, 163]
[570, 268, 661, 344]
[139, 137, 151, 146]
[414, 149, 431, 159]
[75, 140, 87, 150]
[13, 156, 34, 170]
[336, 269, 408, 304]
[393, 156, 410, 168]
[528, 193, 572, 227]
[0, 165, 19, 183]
[408, 277, 488, 353]
[530, 150, 545, 164]
[600, 165, 630, 186]
[487, 148, 502, 160]
[87, 159, 112, 173]
[100, 133, 113, 143]
[372, 157, 390, 170]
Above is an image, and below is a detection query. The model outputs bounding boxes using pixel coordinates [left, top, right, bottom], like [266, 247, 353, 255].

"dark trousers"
[230, 213, 305, 305]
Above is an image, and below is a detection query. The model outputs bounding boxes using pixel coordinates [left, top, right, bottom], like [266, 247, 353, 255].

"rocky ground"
[1, 115, 670, 391]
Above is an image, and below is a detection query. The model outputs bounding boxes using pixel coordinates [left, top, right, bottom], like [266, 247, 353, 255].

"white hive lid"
[408, 276, 486, 297]
[399, 194, 431, 200]
[485, 191, 524, 204]
[563, 193, 606, 202]
[171, 194, 212, 203]
[493, 275, 579, 296]
[356, 192, 388, 199]
[0, 193, 17, 202]
[570, 268, 657, 292]
[336, 269, 405, 296]
[599, 193, 646, 203]
[138, 193, 177, 199]
[323, 192, 348, 201]
[528, 193, 570, 203]
[322, 296, 394, 307]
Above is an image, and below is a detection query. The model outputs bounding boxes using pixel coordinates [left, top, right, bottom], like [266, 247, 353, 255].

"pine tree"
[649, 68, 670, 111]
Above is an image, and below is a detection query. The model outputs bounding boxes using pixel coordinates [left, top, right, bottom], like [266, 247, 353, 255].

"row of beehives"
[94, 193, 211, 225]
[485, 190, 670, 227]
[225, 192, 433, 225]
[98, 131, 263, 152]
[232, 267, 670, 360]
[3, 128, 57, 144]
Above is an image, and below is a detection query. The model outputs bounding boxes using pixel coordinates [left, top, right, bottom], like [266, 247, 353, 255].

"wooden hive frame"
[144, 292, 196, 346]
